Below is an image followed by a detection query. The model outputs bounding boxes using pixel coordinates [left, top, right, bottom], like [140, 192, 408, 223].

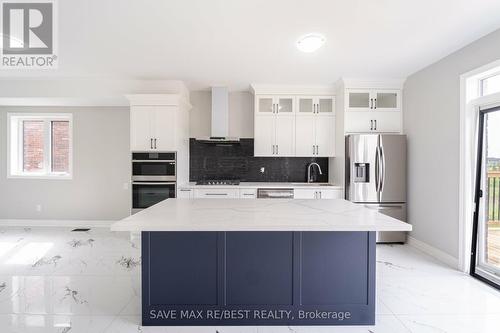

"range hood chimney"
[196, 87, 240, 143]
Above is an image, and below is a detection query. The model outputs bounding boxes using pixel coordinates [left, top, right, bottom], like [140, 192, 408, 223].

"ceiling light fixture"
[296, 34, 325, 53]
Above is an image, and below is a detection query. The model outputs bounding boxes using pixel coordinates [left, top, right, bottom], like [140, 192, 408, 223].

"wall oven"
[132, 182, 176, 214]
[132, 152, 176, 181]
[131, 152, 176, 214]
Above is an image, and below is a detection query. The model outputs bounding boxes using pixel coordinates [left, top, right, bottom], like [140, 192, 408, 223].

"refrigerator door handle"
[375, 146, 380, 193]
[380, 145, 386, 192]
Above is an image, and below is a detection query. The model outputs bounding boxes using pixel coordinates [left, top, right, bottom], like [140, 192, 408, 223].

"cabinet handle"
[150, 138, 153, 149]
[374, 98, 377, 109]
[374, 119, 377, 130]
[205, 193, 228, 196]
[276, 145, 279, 154]
[316, 103, 319, 113]
[154, 138, 157, 149]
[370, 98, 373, 109]
[370, 120, 373, 131]
[313, 145, 315, 155]
[275, 103, 278, 114]
[316, 145, 319, 155]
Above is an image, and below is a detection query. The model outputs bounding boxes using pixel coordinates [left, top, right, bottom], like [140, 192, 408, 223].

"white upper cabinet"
[254, 95, 296, 157]
[295, 116, 315, 156]
[347, 89, 400, 112]
[254, 115, 277, 156]
[274, 115, 295, 156]
[345, 87, 402, 133]
[314, 116, 335, 156]
[296, 96, 335, 157]
[256, 95, 295, 115]
[256, 96, 274, 114]
[251, 86, 335, 157]
[128, 94, 190, 152]
[130, 106, 155, 151]
[130, 105, 177, 151]
[152, 106, 177, 151]
[297, 96, 335, 115]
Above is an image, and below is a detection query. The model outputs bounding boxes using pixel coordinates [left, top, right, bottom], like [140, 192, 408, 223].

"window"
[481, 73, 500, 96]
[8, 113, 72, 179]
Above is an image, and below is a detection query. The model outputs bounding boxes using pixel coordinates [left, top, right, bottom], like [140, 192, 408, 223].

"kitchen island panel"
[301, 232, 374, 305]
[142, 231, 375, 326]
[226, 232, 294, 305]
[146, 232, 219, 306]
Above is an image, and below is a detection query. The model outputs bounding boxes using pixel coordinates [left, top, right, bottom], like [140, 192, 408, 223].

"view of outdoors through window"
[18, 118, 70, 176]
[485, 111, 500, 269]
[51, 121, 70, 173]
[22, 121, 45, 172]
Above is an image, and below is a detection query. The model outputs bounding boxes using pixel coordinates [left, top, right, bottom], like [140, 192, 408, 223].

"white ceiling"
[2, 0, 500, 91]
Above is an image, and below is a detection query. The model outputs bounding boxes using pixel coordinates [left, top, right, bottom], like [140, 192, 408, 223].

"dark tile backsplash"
[189, 139, 328, 183]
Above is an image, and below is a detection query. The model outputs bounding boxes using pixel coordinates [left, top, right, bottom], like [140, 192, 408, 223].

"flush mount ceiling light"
[296, 34, 325, 53]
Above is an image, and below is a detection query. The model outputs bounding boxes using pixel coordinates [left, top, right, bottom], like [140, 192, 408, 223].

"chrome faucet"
[307, 163, 323, 183]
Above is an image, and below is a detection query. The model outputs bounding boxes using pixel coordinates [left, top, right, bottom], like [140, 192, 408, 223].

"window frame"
[7, 113, 73, 180]
[479, 70, 500, 97]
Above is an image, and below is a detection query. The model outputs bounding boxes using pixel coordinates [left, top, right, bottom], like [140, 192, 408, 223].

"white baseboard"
[0, 219, 114, 228]
[407, 236, 459, 269]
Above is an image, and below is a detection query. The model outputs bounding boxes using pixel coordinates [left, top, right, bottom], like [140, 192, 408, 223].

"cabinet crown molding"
[126, 94, 192, 109]
[250, 84, 335, 96]
[338, 78, 405, 90]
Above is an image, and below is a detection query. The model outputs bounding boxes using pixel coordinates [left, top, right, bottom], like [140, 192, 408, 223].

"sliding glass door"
[471, 105, 500, 289]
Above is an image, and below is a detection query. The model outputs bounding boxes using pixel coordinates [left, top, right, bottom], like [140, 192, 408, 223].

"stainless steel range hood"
[195, 87, 240, 144]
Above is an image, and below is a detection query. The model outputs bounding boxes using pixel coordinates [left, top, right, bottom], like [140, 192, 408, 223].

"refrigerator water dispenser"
[353, 163, 369, 182]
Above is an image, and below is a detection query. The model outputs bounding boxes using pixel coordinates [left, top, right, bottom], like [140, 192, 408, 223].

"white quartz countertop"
[111, 199, 412, 232]
[179, 182, 343, 189]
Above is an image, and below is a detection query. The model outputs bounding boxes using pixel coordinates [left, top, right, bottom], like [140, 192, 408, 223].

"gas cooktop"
[196, 180, 241, 185]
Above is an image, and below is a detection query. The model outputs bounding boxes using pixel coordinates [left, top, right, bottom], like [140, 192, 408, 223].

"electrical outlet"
[36, 204, 42, 212]
[260, 167, 265, 174]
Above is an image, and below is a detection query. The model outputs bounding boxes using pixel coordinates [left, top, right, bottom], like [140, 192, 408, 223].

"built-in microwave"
[132, 152, 176, 182]
[132, 181, 176, 214]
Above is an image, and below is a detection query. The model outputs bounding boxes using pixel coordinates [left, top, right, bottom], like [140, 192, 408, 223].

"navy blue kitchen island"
[111, 199, 411, 326]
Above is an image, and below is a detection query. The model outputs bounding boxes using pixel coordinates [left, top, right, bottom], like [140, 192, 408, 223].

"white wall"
[404, 28, 500, 259]
[190, 91, 254, 138]
[0, 106, 131, 220]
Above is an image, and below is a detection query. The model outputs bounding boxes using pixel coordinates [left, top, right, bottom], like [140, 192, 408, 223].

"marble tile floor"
[0, 227, 499, 333]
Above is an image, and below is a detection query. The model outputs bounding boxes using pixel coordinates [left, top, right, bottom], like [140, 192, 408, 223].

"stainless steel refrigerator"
[345, 134, 407, 243]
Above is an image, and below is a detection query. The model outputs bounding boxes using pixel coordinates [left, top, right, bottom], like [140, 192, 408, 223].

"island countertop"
[111, 199, 412, 232]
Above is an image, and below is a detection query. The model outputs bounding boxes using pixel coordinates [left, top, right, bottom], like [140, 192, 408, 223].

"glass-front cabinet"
[347, 89, 400, 112]
[256, 95, 295, 114]
[297, 96, 335, 115]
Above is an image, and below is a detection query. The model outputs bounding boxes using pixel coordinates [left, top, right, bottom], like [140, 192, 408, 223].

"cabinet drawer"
[239, 188, 257, 199]
[177, 188, 193, 199]
[194, 189, 239, 199]
[294, 188, 344, 199]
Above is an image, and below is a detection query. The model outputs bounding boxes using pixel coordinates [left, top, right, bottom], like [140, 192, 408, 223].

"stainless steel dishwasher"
[257, 188, 294, 199]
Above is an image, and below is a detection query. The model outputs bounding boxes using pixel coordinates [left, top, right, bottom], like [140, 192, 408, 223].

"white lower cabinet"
[239, 188, 257, 199]
[177, 188, 193, 199]
[194, 188, 239, 199]
[294, 188, 344, 199]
